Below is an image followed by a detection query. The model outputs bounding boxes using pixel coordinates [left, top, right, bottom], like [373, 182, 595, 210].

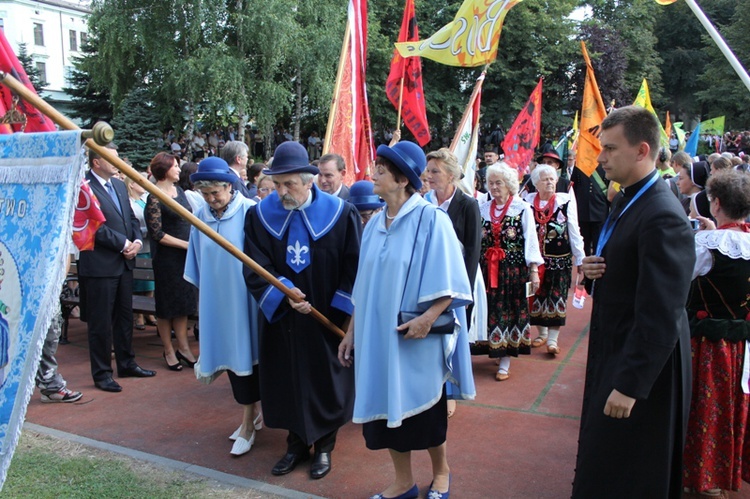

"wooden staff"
[0, 71, 345, 339]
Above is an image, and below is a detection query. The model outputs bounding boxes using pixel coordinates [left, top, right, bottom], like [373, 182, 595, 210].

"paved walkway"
[23, 297, 750, 498]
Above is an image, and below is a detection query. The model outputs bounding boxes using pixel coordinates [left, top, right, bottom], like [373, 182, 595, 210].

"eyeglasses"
[259, 187, 273, 193]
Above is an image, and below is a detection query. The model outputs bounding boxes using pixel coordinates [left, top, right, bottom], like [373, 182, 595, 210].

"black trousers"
[287, 429, 338, 455]
[79, 272, 137, 381]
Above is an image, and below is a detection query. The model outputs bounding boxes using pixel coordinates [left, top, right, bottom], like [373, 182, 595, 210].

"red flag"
[385, 0, 430, 147]
[324, 0, 376, 183]
[502, 78, 543, 176]
[0, 31, 104, 250]
[0, 31, 55, 132]
[72, 181, 106, 251]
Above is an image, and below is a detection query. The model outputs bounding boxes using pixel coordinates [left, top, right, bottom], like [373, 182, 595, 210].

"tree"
[110, 87, 163, 169]
[65, 35, 113, 129]
[16, 43, 46, 92]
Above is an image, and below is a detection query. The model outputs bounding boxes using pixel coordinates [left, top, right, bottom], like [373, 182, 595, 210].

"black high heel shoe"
[163, 352, 183, 371]
[175, 350, 196, 368]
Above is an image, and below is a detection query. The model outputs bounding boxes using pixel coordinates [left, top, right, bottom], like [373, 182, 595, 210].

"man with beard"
[243, 141, 360, 480]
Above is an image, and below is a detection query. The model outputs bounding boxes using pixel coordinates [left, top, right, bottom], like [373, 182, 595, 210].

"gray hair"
[425, 148, 462, 186]
[193, 180, 231, 190]
[299, 172, 314, 184]
[485, 162, 519, 193]
[531, 164, 558, 188]
[220, 141, 249, 166]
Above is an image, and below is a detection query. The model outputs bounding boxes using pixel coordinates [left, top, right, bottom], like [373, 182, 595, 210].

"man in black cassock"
[573, 106, 694, 498]
[243, 141, 359, 480]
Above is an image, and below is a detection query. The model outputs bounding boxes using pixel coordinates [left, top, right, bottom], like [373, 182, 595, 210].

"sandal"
[532, 336, 547, 348]
[547, 342, 560, 355]
[495, 368, 509, 381]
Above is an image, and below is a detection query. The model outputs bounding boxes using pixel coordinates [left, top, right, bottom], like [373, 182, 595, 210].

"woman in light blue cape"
[184, 157, 262, 458]
[339, 142, 474, 499]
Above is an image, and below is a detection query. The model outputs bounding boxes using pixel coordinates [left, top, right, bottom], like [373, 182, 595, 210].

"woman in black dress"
[145, 152, 198, 371]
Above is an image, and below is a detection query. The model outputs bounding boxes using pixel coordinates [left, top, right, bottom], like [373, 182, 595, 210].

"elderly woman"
[145, 152, 198, 371]
[479, 162, 543, 380]
[252, 173, 275, 203]
[339, 141, 474, 499]
[424, 148, 482, 417]
[682, 170, 750, 498]
[184, 157, 262, 457]
[523, 164, 585, 355]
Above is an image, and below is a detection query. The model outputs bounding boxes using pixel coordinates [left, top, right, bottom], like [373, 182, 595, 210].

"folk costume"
[184, 191, 259, 386]
[572, 170, 694, 499]
[478, 197, 543, 358]
[244, 181, 359, 454]
[525, 192, 585, 327]
[683, 228, 750, 493]
[352, 195, 475, 445]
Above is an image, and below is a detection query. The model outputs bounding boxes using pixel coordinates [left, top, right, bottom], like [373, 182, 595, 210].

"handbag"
[396, 205, 455, 335]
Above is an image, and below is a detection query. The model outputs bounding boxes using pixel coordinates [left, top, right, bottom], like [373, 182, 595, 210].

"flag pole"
[684, 0, 750, 94]
[450, 66, 489, 151]
[323, 21, 351, 156]
[0, 71, 345, 340]
[396, 76, 405, 131]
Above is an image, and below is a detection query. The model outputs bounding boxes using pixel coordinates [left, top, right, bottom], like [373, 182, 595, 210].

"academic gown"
[351, 194, 475, 427]
[184, 193, 259, 382]
[572, 172, 694, 499]
[243, 185, 359, 445]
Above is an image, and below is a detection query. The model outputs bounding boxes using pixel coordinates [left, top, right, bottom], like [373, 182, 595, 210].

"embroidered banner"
[502, 78, 543, 176]
[0, 131, 84, 487]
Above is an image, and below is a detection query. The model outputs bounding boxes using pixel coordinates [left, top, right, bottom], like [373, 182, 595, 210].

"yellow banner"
[577, 41, 607, 177]
[632, 79, 669, 148]
[700, 116, 725, 136]
[655, 0, 679, 4]
[395, 0, 523, 67]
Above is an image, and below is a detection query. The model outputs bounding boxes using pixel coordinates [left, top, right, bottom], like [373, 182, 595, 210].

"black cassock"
[572, 173, 694, 499]
[244, 188, 360, 446]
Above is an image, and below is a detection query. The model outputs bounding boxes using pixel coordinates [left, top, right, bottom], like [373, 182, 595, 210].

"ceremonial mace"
[0, 71, 345, 339]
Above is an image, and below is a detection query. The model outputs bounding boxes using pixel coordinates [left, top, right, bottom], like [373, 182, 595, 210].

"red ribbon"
[485, 196, 513, 289]
[485, 247, 506, 288]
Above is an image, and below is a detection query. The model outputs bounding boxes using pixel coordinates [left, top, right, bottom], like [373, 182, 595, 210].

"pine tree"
[65, 38, 113, 129]
[110, 87, 163, 170]
[16, 43, 46, 92]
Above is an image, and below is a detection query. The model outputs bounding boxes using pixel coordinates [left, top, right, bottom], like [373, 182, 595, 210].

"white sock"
[536, 326, 548, 339]
[498, 357, 511, 373]
[548, 328, 560, 347]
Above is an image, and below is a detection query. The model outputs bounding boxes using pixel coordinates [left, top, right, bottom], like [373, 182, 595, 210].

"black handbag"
[396, 205, 455, 335]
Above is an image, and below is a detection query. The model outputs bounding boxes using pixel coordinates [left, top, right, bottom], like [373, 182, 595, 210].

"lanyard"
[595, 172, 659, 257]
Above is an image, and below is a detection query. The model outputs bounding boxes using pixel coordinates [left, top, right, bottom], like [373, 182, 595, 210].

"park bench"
[59, 258, 156, 344]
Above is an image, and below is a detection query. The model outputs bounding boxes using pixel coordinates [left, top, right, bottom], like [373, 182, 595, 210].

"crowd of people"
[57, 106, 750, 499]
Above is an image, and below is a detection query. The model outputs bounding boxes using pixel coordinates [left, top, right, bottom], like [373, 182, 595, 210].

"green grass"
[4, 431, 271, 498]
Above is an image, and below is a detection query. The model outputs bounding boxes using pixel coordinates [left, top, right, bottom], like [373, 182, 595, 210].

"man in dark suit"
[220, 140, 252, 198]
[317, 153, 350, 200]
[573, 107, 694, 498]
[570, 160, 609, 256]
[78, 144, 156, 392]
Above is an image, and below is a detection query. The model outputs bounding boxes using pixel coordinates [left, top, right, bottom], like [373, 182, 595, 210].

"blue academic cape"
[184, 194, 259, 382]
[352, 194, 476, 428]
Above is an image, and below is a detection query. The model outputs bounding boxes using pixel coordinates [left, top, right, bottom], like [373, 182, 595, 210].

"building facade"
[0, 0, 90, 119]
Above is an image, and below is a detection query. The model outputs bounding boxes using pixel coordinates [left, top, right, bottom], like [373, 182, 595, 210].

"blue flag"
[684, 123, 701, 156]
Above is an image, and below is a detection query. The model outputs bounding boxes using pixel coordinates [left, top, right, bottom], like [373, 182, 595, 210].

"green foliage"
[83, 0, 750, 149]
[110, 87, 164, 169]
[65, 35, 113, 129]
[16, 43, 46, 92]
[694, 0, 750, 129]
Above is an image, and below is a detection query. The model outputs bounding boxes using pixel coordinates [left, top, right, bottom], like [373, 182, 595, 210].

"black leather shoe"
[310, 452, 331, 479]
[94, 377, 122, 392]
[118, 365, 156, 378]
[271, 452, 309, 476]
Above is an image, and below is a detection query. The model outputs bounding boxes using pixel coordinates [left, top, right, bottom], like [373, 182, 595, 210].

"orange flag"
[576, 41, 607, 177]
[665, 111, 672, 138]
